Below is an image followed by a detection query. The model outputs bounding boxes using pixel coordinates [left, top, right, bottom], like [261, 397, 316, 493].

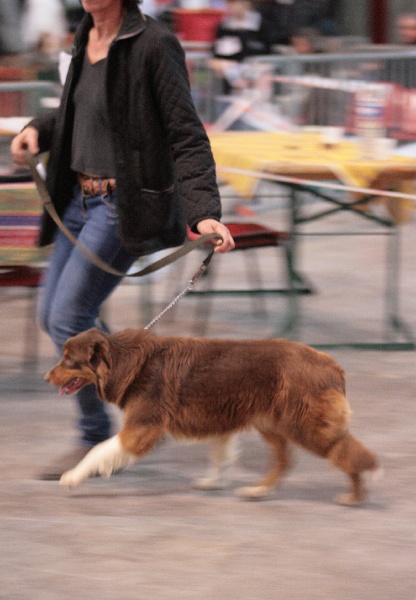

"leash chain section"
[144, 250, 214, 330]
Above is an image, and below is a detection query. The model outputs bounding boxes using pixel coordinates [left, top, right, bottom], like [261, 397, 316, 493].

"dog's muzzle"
[77, 173, 116, 197]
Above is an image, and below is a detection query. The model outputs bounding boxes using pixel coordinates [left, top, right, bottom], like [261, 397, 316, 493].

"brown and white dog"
[45, 327, 379, 505]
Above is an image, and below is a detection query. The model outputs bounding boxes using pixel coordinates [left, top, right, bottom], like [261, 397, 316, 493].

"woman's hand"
[10, 126, 40, 165]
[196, 219, 235, 253]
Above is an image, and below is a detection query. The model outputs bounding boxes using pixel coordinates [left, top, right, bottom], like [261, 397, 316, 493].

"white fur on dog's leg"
[60, 435, 137, 488]
[194, 435, 240, 491]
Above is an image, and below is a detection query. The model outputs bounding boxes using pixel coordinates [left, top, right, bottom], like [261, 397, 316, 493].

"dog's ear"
[88, 338, 112, 372]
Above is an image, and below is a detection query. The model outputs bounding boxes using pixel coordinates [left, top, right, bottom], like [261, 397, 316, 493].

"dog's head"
[44, 328, 111, 398]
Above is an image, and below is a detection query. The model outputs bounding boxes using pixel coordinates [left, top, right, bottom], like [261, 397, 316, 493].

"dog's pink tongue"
[59, 377, 82, 396]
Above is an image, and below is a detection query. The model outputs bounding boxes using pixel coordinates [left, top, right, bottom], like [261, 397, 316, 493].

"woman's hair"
[123, 0, 139, 8]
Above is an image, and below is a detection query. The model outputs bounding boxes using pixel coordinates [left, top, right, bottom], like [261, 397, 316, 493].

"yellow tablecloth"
[209, 131, 416, 223]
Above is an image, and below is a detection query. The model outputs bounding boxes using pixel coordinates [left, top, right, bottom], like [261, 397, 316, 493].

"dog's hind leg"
[327, 432, 379, 506]
[193, 434, 239, 491]
[237, 430, 291, 500]
[60, 434, 139, 488]
[336, 472, 364, 506]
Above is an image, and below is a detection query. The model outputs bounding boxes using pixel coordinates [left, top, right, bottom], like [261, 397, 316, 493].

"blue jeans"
[39, 186, 136, 446]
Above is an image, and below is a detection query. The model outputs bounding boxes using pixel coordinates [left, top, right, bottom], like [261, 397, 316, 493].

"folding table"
[209, 130, 416, 349]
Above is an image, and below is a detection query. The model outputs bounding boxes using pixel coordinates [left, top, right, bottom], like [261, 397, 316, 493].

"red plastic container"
[172, 9, 224, 42]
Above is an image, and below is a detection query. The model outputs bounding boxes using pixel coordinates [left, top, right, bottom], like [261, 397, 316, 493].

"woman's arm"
[10, 111, 58, 165]
[149, 33, 223, 229]
[10, 126, 40, 165]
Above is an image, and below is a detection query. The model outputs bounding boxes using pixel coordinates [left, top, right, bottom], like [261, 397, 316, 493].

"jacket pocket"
[138, 186, 174, 240]
[119, 186, 186, 256]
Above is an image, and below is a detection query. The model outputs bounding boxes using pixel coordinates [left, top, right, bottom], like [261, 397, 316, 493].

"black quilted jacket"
[30, 6, 222, 256]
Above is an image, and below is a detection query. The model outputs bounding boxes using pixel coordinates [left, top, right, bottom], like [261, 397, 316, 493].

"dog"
[44, 327, 379, 505]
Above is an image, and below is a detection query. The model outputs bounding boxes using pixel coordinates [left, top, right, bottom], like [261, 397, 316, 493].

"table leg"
[285, 186, 302, 340]
[282, 185, 415, 350]
[385, 226, 416, 348]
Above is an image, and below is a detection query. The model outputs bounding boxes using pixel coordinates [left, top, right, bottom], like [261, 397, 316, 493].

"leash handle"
[26, 150, 222, 278]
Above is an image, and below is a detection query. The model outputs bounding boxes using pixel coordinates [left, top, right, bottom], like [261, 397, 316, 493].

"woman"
[11, 0, 234, 479]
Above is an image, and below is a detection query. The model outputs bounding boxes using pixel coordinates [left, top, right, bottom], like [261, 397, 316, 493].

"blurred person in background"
[290, 26, 322, 54]
[253, 0, 294, 46]
[291, 0, 339, 36]
[11, 0, 234, 479]
[211, 0, 270, 93]
[254, 0, 338, 48]
[21, 0, 68, 56]
[396, 12, 416, 45]
[0, 0, 26, 55]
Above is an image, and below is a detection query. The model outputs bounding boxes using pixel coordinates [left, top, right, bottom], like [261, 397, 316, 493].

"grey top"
[71, 53, 116, 177]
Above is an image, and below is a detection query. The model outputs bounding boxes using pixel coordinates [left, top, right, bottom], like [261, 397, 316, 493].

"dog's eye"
[62, 356, 76, 368]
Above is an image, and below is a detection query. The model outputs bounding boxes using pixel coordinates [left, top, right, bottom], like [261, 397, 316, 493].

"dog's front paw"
[236, 485, 271, 500]
[60, 469, 84, 488]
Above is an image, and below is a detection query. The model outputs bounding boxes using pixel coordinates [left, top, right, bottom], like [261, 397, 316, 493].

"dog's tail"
[328, 432, 378, 474]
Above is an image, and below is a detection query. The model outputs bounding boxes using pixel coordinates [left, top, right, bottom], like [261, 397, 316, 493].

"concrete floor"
[1, 191, 415, 599]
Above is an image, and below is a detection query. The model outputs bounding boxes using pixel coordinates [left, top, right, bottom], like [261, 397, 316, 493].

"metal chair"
[186, 221, 312, 336]
[0, 265, 43, 370]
